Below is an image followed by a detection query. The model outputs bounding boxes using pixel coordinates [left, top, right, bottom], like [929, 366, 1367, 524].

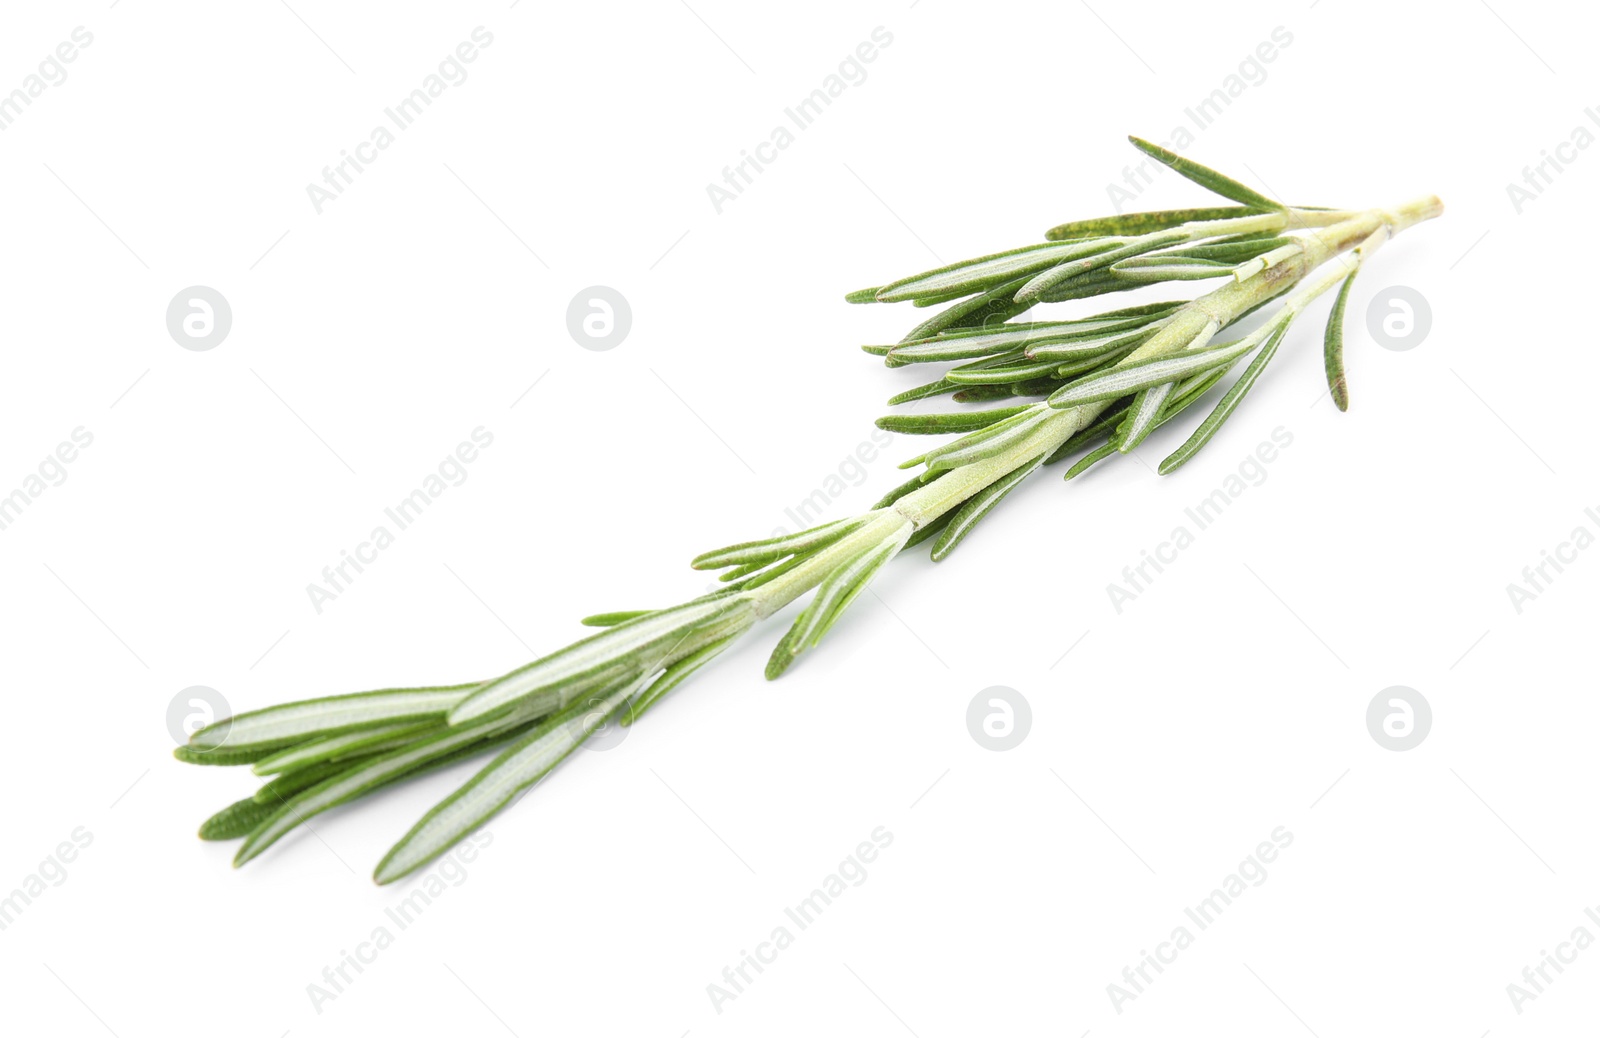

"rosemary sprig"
[180, 137, 1442, 883]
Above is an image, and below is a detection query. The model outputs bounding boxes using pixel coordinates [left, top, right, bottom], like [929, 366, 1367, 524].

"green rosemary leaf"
[1048, 334, 1253, 408]
[252, 720, 442, 776]
[888, 377, 961, 405]
[872, 471, 925, 509]
[1127, 136, 1284, 212]
[1026, 326, 1161, 362]
[693, 516, 869, 571]
[765, 527, 910, 679]
[1044, 206, 1256, 242]
[875, 239, 1116, 303]
[235, 708, 543, 868]
[374, 682, 641, 885]
[185, 683, 482, 753]
[200, 797, 279, 841]
[447, 597, 757, 727]
[899, 276, 1035, 343]
[1324, 269, 1356, 411]
[1160, 322, 1290, 474]
[1065, 443, 1118, 480]
[254, 757, 363, 805]
[581, 610, 653, 627]
[930, 454, 1045, 561]
[951, 383, 1033, 403]
[944, 355, 1062, 386]
[1015, 230, 1191, 304]
[1052, 339, 1146, 378]
[845, 286, 883, 304]
[875, 405, 1032, 435]
[1169, 234, 1294, 262]
[172, 743, 287, 767]
[1114, 383, 1176, 452]
[922, 406, 1051, 473]
[1110, 256, 1235, 282]
[623, 635, 738, 726]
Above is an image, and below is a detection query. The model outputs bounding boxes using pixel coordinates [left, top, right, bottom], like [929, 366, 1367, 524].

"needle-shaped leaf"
[622, 635, 739, 726]
[580, 610, 654, 627]
[251, 720, 441, 775]
[1323, 269, 1356, 411]
[844, 286, 883, 303]
[234, 709, 540, 868]
[199, 797, 280, 841]
[693, 516, 869, 571]
[1044, 205, 1255, 241]
[373, 681, 641, 885]
[1160, 322, 1291, 474]
[1025, 325, 1160, 362]
[874, 240, 1116, 302]
[1048, 333, 1251, 408]
[1015, 230, 1191, 304]
[899, 276, 1035, 342]
[944, 354, 1063, 386]
[173, 743, 286, 767]
[1110, 256, 1235, 283]
[875, 405, 1033, 435]
[765, 528, 910, 679]
[930, 454, 1045, 561]
[1127, 136, 1284, 212]
[921, 406, 1052, 474]
[887, 377, 960, 405]
[1114, 383, 1175, 452]
[447, 597, 756, 727]
[185, 683, 482, 753]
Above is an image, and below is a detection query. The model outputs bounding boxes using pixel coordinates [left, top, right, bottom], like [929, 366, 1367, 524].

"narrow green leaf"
[1064, 443, 1118, 480]
[1044, 206, 1255, 241]
[943, 354, 1062, 386]
[693, 516, 869, 571]
[1109, 256, 1234, 282]
[874, 240, 1116, 302]
[173, 742, 287, 767]
[1114, 383, 1175, 452]
[580, 610, 653, 627]
[1049, 335, 1251, 408]
[765, 528, 910, 679]
[1015, 230, 1190, 304]
[1160, 322, 1290, 474]
[845, 286, 883, 303]
[921, 406, 1051, 474]
[254, 757, 364, 805]
[200, 797, 279, 841]
[930, 454, 1045, 561]
[1127, 136, 1284, 212]
[447, 597, 757, 727]
[898, 276, 1034, 343]
[374, 682, 640, 885]
[875, 405, 1032, 435]
[234, 708, 543, 868]
[1026, 325, 1161, 362]
[1324, 269, 1356, 411]
[622, 635, 738, 726]
[252, 720, 441, 776]
[187, 683, 481, 753]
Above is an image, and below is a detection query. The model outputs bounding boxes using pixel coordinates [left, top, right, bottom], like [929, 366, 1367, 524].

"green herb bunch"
[179, 138, 1442, 884]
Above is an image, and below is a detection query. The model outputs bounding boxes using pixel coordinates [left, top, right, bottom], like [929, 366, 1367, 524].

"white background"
[1, 1, 1594, 1034]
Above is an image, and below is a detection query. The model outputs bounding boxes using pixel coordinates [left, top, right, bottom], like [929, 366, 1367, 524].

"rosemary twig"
[179, 137, 1442, 883]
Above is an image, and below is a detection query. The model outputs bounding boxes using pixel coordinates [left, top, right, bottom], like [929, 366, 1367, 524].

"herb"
[181, 137, 1442, 883]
